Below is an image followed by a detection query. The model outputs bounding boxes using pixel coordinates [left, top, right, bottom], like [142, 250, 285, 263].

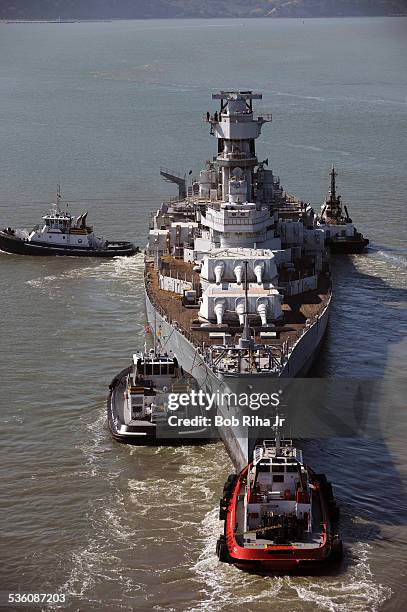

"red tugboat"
[216, 427, 342, 574]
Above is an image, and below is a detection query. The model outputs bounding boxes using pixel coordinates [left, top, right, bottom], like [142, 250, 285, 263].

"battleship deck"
[145, 257, 331, 357]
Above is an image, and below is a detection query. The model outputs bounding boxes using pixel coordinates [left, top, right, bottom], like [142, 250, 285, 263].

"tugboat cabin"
[132, 350, 179, 378]
[123, 350, 182, 425]
[245, 443, 311, 539]
[234, 439, 321, 548]
[42, 210, 72, 233]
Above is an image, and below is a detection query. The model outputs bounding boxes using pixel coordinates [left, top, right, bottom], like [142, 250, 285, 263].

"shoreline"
[1, 15, 406, 24]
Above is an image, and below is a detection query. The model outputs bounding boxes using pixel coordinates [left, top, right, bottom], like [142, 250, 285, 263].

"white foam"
[191, 508, 392, 611]
[375, 250, 407, 270]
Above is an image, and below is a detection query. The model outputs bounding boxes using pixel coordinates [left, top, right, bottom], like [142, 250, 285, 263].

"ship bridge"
[202, 91, 272, 203]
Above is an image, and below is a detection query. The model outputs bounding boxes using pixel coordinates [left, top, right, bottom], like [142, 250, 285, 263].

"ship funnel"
[233, 261, 244, 284]
[256, 298, 268, 326]
[253, 261, 265, 284]
[214, 299, 226, 325]
[214, 261, 225, 285]
[235, 298, 245, 325]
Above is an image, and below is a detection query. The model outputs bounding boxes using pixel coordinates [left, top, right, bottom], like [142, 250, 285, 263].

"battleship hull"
[145, 288, 330, 469]
[0, 231, 138, 257]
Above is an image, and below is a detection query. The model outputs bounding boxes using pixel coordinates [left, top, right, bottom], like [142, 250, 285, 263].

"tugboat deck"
[112, 375, 156, 427]
[234, 481, 324, 550]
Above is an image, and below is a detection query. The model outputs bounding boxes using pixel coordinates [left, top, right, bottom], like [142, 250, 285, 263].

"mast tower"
[208, 91, 272, 202]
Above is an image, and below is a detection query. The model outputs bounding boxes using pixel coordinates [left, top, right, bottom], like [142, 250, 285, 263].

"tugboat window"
[287, 465, 298, 472]
[271, 465, 285, 473]
[78, 239, 82, 243]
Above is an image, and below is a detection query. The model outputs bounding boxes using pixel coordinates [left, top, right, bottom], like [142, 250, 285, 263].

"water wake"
[191, 509, 391, 611]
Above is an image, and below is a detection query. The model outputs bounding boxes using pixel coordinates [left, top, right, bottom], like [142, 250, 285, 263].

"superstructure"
[145, 91, 331, 468]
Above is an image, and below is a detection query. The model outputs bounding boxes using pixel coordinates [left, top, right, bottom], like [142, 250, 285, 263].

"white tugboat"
[0, 187, 138, 257]
[317, 166, 369, 253]
[145, 91, 332, 468]
[216, 420, 342, 573]
[108, 347, 208, 444]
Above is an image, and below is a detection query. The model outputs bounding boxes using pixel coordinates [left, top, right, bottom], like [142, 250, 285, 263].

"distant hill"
[1, 0, 406, 20]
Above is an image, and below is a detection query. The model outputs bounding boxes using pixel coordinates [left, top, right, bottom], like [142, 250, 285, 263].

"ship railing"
[202, 113, 272, 123]
[205, 345, 285, 373]
[163, 195, 204, 207]
[219, 152, 249, 160]
[257, 113, 273, 122]
[285, 194, 300, 204]
[145, 268, 204, 353]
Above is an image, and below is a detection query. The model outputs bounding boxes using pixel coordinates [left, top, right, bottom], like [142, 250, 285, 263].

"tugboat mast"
[329, 165, 337, 202]
[274, 415, 281, 455]
[56, 184, 62, 210]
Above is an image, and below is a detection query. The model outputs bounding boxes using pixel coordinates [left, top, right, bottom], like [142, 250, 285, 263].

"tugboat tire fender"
[330, 503, 340, 523]
[316, 474, 334, 501]
[219, 507, 227, 521]
[223, 482, 233, 495]
[329, 538, 343, 563]
[216, 536, 230, 563]
[223, 474, 238, 494]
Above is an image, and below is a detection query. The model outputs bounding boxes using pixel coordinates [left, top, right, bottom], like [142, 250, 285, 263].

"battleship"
[0, 187, 138, 257]
[144, 91, 332, 468]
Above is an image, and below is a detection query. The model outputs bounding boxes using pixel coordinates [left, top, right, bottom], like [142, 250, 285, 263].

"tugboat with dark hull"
[108, 348, 208, 445]
[216, 428, 342, 574]
[0, 187, 138, 258]
[318, 167, 369, 254]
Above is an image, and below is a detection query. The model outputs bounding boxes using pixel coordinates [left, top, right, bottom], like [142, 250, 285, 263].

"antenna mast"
[330, 165, 337, 201]
[56, 184, 62, 210]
